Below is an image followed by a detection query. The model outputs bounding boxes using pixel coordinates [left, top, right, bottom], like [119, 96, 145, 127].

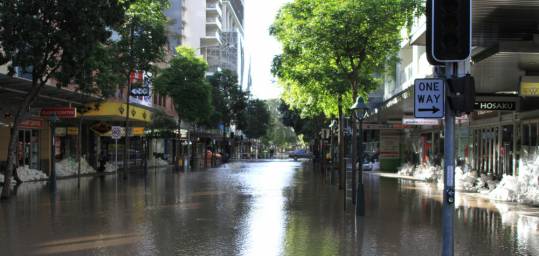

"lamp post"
[49, 113, 59, 187]
[328, 120, 337, 185]
[350, 96, 369, 216]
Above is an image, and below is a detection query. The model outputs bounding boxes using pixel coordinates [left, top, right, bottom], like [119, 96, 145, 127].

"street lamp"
[328, 119, 337, 185]
[350, 96, 369, 216]
[49, 113, 59, 187]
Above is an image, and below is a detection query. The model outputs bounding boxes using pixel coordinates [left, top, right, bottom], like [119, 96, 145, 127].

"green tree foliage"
[244, 99, 271, 139]
[278, 100, 326, 143]
[206, 70, 248, 130]
[271, 0, 420, 116]
[0, 0, 130, 198]
[154, 46, 212, 125]
[114, 0, 169, 76]
[262, 99, 298, 148]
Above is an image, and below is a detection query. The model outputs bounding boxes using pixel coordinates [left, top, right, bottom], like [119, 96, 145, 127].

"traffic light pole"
[442, 63, 456, 256]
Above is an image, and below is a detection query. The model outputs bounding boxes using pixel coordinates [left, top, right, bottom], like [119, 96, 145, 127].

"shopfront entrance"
[17, 129, 40, 170]
[472, 123, 516, 177]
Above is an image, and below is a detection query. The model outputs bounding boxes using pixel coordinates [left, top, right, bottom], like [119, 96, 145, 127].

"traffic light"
[448, 74, 475, 114]
[431, 0, 471, 62]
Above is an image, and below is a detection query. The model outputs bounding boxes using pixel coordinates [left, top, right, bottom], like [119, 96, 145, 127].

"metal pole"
[115, 139, 118, 173]
[356, 117, 365, 216]
[78, 116, 82, 188]
[442, 63, 456, 256]
[49, 119, 56, 186]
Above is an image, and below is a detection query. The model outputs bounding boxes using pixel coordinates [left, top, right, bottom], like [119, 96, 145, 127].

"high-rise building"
[166, 0, 245, 84]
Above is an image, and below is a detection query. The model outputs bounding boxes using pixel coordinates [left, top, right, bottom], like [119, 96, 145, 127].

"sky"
[244, 0, 291, 100]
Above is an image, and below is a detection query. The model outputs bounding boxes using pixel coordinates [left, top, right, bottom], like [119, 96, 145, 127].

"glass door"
[18, 129, 40, 169]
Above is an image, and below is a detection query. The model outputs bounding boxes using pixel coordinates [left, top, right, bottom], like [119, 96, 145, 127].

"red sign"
[130, 71, 144, 84]
[40, 107, 77, 118]
[18, 118, 44, 129]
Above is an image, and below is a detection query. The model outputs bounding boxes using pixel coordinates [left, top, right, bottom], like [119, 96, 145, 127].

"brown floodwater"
[0, 160, 537, 255]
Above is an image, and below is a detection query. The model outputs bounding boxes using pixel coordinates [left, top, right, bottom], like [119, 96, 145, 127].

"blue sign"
[414, 78, 445, 119]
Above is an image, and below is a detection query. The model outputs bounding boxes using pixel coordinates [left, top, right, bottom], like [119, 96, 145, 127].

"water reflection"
[0, 162, 537, 256]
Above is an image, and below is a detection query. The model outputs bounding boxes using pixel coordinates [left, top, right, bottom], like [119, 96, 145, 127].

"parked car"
[288, 149, 312, 160]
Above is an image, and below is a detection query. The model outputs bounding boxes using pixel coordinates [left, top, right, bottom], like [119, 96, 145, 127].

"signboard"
[55, 128, 67, 136]
[67, 127, 79, 135]
[520, 76, 539, 97]
[129, 70, 153, 107]
[402, 118, 440, 126]
[18, 118, 44, 129]
[130, 87, 150, 96]
[362, 123, 412, 130]
[111, 126, 122, 140]
[132, 127, 145, 136]
[40, 107, 77, 118]
[474, 101, 516, 111]
[414, 78, 445, 118]
[380, 134, 400, 159]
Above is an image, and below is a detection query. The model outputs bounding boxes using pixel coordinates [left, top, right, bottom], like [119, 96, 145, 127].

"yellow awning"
[82, 101, 152, 123]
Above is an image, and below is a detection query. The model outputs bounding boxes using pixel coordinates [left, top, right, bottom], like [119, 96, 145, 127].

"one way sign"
[414, 78, 445, 119]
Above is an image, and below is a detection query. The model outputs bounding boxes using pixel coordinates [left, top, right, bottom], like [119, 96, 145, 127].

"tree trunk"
[351, 87, 358, 204]
[1, 81, 44, 199]
[338, 96, 345, 190]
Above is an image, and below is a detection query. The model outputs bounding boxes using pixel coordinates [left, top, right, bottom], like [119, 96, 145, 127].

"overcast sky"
[244, 0, 291, 100]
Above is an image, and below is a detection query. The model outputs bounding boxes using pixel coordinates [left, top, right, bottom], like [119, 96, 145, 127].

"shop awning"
[367, 86, 414, 123]
[81, 101, 152, 123]
[0, 74, 100, 109]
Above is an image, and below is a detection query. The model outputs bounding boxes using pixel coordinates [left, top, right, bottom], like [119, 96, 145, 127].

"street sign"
[414, 78, 445, 118]
[111, 126, 122, 140]
[130, 87, 150, 96]
[40, 107, 77, 118]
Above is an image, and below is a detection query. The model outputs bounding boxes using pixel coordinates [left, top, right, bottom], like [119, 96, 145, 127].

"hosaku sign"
[474, 101, 516, 111]
[414, 78, 445, 119]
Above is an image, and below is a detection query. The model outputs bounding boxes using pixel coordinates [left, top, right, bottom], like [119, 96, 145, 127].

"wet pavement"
[0, 160, 538, 256]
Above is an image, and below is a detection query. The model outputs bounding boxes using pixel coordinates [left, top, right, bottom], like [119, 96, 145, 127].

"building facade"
[371, 1, 539, 177]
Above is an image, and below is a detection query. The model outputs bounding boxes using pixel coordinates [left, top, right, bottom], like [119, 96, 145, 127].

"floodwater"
[0, 160, 538, 256]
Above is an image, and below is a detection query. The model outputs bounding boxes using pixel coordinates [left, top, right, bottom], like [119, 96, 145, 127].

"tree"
[206, 70, 248, 130]
[0, 0, 130, 199]
[244, 99, 271, 139]
[154, 46, 212, 126]
[278, 100, 325, 143]
[272, 0, 419, 197]
[262, 99, 298, 149]
[113, 0, 169, 173]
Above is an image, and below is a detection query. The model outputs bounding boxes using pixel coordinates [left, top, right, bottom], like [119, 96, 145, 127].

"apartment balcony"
[206, 17, 222, 31]
[206, 2, 222, 17]
[201, 31, 222, 46]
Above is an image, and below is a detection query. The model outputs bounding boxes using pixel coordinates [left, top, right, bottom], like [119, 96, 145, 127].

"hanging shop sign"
[362, 123, 412, 130]
[18, 118, 44, 129]
[55, 127, 67, 136]
[40, 107, 77, 118]
[67, 127, 79, 135]
[130, 86, 150, 97]
[402, 118, 440, 126]
[520, 76, 539, 97]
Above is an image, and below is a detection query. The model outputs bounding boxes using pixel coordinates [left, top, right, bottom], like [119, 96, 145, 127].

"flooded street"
[1, 160, 538, 256]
